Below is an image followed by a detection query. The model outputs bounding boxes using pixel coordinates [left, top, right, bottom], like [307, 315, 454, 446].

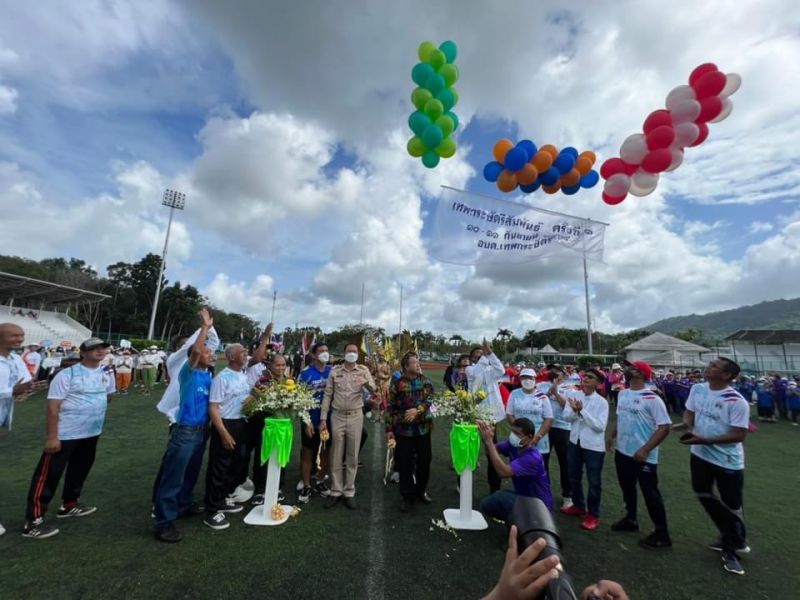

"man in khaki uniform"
[320, 343, 375, 509]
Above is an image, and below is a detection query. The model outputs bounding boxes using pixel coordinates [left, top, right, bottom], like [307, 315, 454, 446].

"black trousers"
[547, 428, 572, 498]
[204, 419, 247, 513]
[690, 454, 746, 553]
[26, 436, 99, 521]
[615, 450, 669, 535]
[240, 415, 284, 493]
[486, 429, 501, 493]
[395, 433, 432, 500]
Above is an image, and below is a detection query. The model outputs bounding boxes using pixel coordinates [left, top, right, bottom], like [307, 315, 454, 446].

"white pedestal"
[244, 448, 292, 526]
[443, 468, 487, 530]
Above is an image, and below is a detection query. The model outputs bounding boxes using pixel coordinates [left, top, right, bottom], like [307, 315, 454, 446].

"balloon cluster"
[600, 63, 741, 204]
[406, 40, 460, 168]
[483, 139, 600, 195]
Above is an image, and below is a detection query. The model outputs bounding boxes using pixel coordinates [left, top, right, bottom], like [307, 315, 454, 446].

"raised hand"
[198, 307, 214, 328]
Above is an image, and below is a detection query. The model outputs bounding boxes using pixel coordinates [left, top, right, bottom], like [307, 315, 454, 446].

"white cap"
[536, 362, 545, 368]
[612, 363, 622, 370]
[520, 368, 537, 378]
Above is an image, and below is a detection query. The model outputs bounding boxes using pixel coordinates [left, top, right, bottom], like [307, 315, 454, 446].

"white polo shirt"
[1, 352, 31, 429]
[562, 389, 608, 452]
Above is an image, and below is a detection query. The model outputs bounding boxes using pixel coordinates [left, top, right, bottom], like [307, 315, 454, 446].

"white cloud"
[748, 221, 774, 234]
[0, 85, 17, 114]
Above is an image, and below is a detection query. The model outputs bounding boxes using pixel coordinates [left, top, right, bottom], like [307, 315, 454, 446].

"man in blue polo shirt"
[297, 342, 333, 503]
[153, 309, 216, 543]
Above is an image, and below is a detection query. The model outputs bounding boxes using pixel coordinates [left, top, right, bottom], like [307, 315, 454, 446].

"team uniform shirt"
[686, 383, 749, 470]
[562, 389, 608, 452]
[466, 353, 506, 423]
[114, 355, 133, 374]
[541, 383, 572, 431]
[0, 352, 31, 429]
[564, 372, 582, 388]
[48, 364, 116, 440]
[506, 388, 554, 454]
[209, 366, 258, 419]
[615, 388, 671, 464]
[496, 441, 553, 511]
[176, 361, 212, 427]
[755, 385, 773, 408]
[298, 363, 333, 427]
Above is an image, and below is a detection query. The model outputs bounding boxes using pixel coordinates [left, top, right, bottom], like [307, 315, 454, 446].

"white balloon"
[664, 149, 684, 172]
[665, 85, 696, 111]
[604, 173, 631, 197]
[670, 99, 701, 124]
[720, 73, 742, 97]
[632, 169, 659, 188]
[673, 122, 700, 146]
[709, 97, 733, 123]
[619, 133, 648, 165]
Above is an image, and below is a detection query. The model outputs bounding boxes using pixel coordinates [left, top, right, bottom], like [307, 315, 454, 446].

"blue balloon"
[520, 181, 541, 194]
[412, 63, 435, 87]
[580, 170, 600, 188]
[539, 167, 561, 186]
[504, 147, 528, 172]
[422, 123, 444, 149]
[446, 111, 459, 131]
[561, 146, 579, 158]
[553, 153, 575, 175]
[517, 139, 537, 162]
[483, 161, 504, 183]
[425, 73, 446, 95]
[562, 184, 581, 195]
[408, 111, 431, 137]
[439, 40, 458, 63]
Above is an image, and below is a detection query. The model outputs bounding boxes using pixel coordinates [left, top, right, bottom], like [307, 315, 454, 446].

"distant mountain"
[643, 297, 800, 338]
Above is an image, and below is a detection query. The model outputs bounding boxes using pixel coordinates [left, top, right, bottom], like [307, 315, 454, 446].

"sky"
[0, 0, 799, 339]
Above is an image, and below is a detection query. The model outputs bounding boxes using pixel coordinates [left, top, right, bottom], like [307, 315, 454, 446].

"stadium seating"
[0, 305, 92, 348]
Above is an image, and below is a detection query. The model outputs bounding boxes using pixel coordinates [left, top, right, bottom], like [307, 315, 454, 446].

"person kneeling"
[479, 418, 553, 525]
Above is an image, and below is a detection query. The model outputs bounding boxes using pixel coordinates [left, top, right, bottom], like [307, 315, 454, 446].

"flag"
[429, 186, 607, 266]
[270, 333, 283, 352]
[360, 336, 368, 356]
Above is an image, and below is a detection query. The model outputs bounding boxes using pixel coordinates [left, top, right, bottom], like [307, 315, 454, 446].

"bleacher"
[0, 271, 108, 348]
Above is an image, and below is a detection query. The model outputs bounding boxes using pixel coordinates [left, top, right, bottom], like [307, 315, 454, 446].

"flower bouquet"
[432, 388, 494, 424]
[243, 379, 315, 425]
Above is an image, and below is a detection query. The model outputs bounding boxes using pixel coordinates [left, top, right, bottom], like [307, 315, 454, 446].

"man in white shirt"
[606, 361, 672, 549]
[466, 338, 506, 493]
[673, 357, 750, 576]
[22, 338, 115, 540]
[552, 368, 608, 531]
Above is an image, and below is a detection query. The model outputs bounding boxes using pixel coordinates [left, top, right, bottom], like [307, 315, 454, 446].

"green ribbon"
[261, 417, 293, 468]
[450, 423, 480, 475]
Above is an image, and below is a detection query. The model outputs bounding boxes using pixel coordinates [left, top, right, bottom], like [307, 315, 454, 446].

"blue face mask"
[508, 432, 524, 448]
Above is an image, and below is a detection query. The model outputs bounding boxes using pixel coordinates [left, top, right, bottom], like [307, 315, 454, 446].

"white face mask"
[317, 352, 330, 364]
[344, 352, 358, 364]
[521, 379, 536, 391]
[508, 432, 524, 448]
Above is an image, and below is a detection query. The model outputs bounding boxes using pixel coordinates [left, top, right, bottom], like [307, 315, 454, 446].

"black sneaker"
[298, 486, 312, 504]
[610, 517, 639, 532]
[277, 489, 286, 503]
[638, 533, 672, 549]
[344, 497, 357, 510]
[708, 538, 750, 554]
[155, 523, 182, 543]
[251, 494, 265, 506]
[57, 503, 97, 518]
[722, 551, 745, 575]
[315, 480, 331, 497]
[324, 496, 341, 509]
[417, 492, 433, 504]
[22, 518, 59, 539]
[203, 511, 230, 530]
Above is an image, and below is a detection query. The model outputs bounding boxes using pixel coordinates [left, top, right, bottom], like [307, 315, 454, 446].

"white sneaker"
[561, 498, 574, 510]
[242, 478, 255, 492]
[390, 472, 400, 484]
[296, 479, 305, 492]
[0, 522, 5, 536]
[228, 485, 253, 504]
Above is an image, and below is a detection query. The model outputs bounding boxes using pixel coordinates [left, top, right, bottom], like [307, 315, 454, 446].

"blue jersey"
[299, 363, 332, 427]
[177, 362, 211, 427]
[756, 386, 773, 408]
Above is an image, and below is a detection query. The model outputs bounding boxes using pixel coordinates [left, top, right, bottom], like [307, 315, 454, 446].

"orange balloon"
[539, 144, 559, 159]
[542, 182, 561, 194]
[497, 169, 518, 192]
[517, 163, 539, 185]
[575, 157, 592, 175]
[561, 168, 581, 187]
[493, 139, 514, 164]
[579, 150, 596, 165]
[532, 151, 553, 172]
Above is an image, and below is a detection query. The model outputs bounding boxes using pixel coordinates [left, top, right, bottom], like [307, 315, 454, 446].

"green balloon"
[435, 115, 454, 138]
[422, 150, 440, 169]
[425, 73, 445, 95]
[436, 89, 455, 112]
[408, 111, 431, 137]
[418, 41, 436, 63]
[446, 111, 459, 131]
[411, 87, 433, 111]
[422, 123, 444, 149]
[439, 40, 458, 63]
[438, 64, 459, 88]
[450, 87, 459, 107]
[428, 49, 446, 70]
[424, 98, 444, 121]
[436, 137, 457, 158]
[407, 136, 426, 158]
[411, 62, 435, 87]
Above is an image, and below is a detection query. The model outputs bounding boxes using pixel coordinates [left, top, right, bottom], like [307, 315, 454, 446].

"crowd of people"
[2, 311, 797, 587]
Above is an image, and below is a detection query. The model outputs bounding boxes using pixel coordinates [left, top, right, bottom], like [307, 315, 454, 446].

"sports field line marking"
[365, 421, 386, 600]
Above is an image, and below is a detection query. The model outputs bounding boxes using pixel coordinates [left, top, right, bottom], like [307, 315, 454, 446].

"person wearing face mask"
[506, 369, 554, 471]
[545, 370, 574, 510]
[478, 418, 553, 525]
[296, 343, 333, 503]
[319, 343, 375, 509]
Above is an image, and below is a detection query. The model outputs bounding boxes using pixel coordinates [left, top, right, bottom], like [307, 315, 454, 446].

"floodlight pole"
[582, 220, 594, 355]
[147, 189, 186, 341]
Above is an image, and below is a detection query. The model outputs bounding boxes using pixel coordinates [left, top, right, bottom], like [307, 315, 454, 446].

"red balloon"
[602, 191, 626, 205]
[689, 63, 718, 86]
[643, 110, 672, 134]
[646, 125, 676, 150]
[692, 70, 727, 99]
[622, 161, 639, 175]
[641, 148, 673, 173]
[689, 122, 709, 147]
[599, 157, 627, 179]
[696, 96, 723, 122]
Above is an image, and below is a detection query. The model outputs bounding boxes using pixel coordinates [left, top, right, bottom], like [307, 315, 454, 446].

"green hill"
[644, 297, 800, 338]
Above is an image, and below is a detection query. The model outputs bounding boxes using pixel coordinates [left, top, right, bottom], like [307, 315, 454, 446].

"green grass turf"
[1, 366, 799, 599]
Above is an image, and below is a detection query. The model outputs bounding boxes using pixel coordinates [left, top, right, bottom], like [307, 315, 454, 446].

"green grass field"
[2, 367, 799, 600]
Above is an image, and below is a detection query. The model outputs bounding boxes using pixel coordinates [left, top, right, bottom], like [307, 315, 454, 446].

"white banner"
[429, 186, 607, 266]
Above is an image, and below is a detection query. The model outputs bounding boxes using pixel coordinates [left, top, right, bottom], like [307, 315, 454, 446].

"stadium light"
[146, 189, 187, 341]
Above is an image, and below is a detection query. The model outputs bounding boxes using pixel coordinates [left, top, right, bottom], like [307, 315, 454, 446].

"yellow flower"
[477, 390, 488, 401]
[284, 379, 296, 389]
[456, 390, 468, 401]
